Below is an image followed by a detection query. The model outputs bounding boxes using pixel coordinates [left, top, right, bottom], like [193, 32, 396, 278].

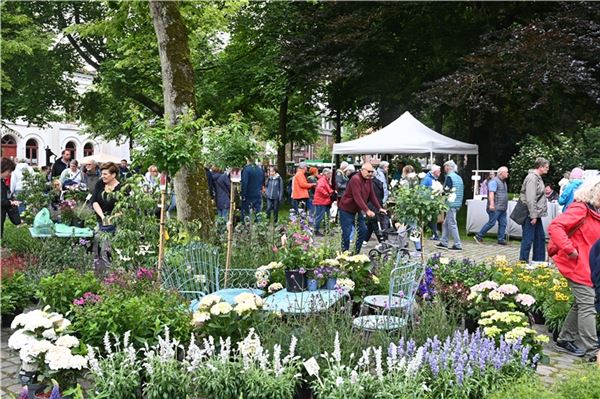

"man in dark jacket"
[338, 162, 386, 253]
[365, 176, 388, 242]
[241, 161, 264, 221]
[265, 166, 283, 223]
[51, 149, 72, 178]
[213, 168, 231, 219]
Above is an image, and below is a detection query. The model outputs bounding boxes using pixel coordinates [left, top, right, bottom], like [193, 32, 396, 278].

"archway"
[1, 135, 17, 159]
[25, 138, 39, 165]
[83, 142, 94, 157]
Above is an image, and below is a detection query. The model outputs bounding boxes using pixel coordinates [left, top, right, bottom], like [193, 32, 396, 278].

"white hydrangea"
[42, 329, 57, 340]
[8, 329, 34, 350]
[210, 302, 232, 316]
[192, 312, 211, 324]
[199, 294, 222, 309]
[268, 283, 283, 293]
[55, 335, 79, 348]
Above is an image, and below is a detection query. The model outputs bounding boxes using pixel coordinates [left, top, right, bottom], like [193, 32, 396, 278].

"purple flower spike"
[19, 387, 28, 399]
[49, 385, 62, 399]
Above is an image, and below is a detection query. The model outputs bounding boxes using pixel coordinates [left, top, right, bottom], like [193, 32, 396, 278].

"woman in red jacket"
[548, 176, 600, 360]
[313, 168, 334, 236]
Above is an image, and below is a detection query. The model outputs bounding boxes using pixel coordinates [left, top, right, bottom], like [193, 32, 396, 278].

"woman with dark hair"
[91, 162, 121, 272]
[1, 158, 20, 237]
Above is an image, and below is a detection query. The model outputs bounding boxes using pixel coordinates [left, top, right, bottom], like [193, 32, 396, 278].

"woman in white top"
[59, 160, 83, 187]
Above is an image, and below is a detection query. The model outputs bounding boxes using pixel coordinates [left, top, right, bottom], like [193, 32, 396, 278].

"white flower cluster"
[468, 281, 535, 307]
[8, 308, 87, 373]
[192, 292, 265, 326]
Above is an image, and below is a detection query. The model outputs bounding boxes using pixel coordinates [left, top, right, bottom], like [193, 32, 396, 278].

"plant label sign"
[160, 174, 167, 192]
[303, 357, 320, 376]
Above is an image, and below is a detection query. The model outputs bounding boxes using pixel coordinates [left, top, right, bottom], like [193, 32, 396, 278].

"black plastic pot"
[285, 270, 307, 292]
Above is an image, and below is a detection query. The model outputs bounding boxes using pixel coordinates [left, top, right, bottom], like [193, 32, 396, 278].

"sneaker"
[429, 235, 440, 241]
[589, 355, 597, 363]
[473, 236, 483, 244]
[497, 241, 507, 246]
[435, 243, 448, 250]
[554, 341, 585, 357]
[449, 245, 463, 251]
[314, 231, 324, 237]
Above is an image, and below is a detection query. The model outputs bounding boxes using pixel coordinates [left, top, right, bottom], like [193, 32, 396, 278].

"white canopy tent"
[332, 111, 479, 168]
[80, 152, 126, 164]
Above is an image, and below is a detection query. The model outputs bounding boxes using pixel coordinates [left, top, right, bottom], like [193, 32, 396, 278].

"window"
[1, 135, 17, 158]
[83, 143, 94, 157]
[25, 139, 38, 165]
[65, 141, 76, 157]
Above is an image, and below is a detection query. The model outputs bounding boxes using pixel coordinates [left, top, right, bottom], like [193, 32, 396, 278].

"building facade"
[1, 73, 130, 166]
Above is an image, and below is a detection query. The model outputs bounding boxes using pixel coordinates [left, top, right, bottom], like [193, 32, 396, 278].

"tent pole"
[429, 150, 433, 168]
[476, 154, 479, 171]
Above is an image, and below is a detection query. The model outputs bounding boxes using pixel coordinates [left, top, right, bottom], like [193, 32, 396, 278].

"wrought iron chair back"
[162, 241, 221, 301]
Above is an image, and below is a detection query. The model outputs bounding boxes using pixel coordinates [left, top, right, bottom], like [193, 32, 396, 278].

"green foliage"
[392, 185, 448, 228]
[509, 133, 584, 190]
[582, 125, 600, 169]
[71, 280, 192, 350]
[133, 111, 205, 178]
[143, 356, 191, 399]
[0, 272, 36, 315]
[488, 364, 600, 399]
[203, 113, 260, 169]
[36, 269, 102, 315]
[0, 1, 79, 125]
[16, 171, 50, 225]
[87, 340, 142, 399]
[28, 238, 94, 279]
[408, 300, 461, 346]
[1, 222, 42, 256]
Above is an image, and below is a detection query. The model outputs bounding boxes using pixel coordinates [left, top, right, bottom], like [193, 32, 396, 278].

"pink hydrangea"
[515, 293, 536, 307]
[496, 284, 519, 295]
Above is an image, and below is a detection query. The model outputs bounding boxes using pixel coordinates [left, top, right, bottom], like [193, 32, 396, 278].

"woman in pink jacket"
[312, 168, 334, 236]
[548, 176, 600, 361]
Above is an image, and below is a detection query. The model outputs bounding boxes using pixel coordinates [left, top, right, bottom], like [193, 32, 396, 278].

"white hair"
[574, 175, 600, 208]
[497, 166, 508, 174]
[346, 164, 356, 173]
[340, 161, 349, 170]
[430, 164, 441, 172]
[443, 160, 457, 172]
[322, 168, 332, 175]
[379, 161, 389, 168]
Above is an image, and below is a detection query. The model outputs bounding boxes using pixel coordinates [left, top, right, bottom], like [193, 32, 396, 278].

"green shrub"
[554, 364, 600, 399]
[72, 287, 192, 350]
[0, 272, 36, 316]
[486, 376, 552, 399]
[1, 223, 42, 256]
[36, 269, 102, 315]
[509, 133, 584, 191]
[408, 300, 461, 346]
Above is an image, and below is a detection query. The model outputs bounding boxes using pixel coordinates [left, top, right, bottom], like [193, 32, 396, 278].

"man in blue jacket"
[265, 166, 284, 223]
[241, 161, 265, 221]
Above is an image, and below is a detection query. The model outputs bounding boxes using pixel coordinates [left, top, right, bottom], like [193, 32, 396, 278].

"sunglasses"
[362, 169, 374, 174]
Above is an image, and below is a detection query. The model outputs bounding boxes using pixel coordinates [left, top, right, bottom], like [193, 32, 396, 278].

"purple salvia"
[49, 385, 62, 399]
[19, 387, 28, 399]
[397, 337, 405, 358]
[406, 339, 416, 357]
[428, 353, 440, 376]
[520, 346, 531, 367]
[454, 354, 465, 385]
[532, 354, 540, 367]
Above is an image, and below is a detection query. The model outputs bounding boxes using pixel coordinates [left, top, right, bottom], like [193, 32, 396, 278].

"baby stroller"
[368, 214, 411, 264]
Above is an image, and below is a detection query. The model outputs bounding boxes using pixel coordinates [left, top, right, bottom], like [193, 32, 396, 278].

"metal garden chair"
[352, 256, 425, 333]
[161, 241, 265, 309]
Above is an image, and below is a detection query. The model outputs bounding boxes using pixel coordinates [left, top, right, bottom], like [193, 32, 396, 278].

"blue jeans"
[266, 198, 280, 223]
[441, 207, 462, 248]
[314, 205, 329, 233]
[520, 216, 546, 262]
[477, 209, 507, 242]
[340, 209, 367, 254]
[217, 208, 229, 219]
[428, 218, 438, 239]
[241, 197, 262, 221]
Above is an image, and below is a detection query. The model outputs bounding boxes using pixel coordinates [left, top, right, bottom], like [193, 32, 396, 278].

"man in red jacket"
[548, 176, 600, 360]
[338, 162, 386, 253]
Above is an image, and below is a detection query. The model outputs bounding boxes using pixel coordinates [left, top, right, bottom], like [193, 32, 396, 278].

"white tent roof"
[332, 111, 478, 155]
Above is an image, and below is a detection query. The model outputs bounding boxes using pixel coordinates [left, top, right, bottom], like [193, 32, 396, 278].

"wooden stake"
[157, 186, 167, 281]
[224, 181, 236, 288]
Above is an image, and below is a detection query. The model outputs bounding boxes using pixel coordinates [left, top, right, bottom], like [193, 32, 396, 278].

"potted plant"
[71, 206, 95, 228]
[0, 272, 35, 328]
[276, 210, 316, 292]
[8, 308, 87, 396]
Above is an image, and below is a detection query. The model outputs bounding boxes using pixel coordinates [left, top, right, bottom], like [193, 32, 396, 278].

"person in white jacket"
[10, 159, 34, 214]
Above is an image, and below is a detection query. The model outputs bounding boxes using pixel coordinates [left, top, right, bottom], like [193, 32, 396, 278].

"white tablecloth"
[466, 200, 561, 239]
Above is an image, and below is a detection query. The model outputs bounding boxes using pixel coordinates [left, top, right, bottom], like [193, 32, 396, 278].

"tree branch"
[128, 91, 164, 117]
[65, 33, 101, 70]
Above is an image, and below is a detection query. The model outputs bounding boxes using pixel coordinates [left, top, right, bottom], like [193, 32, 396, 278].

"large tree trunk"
[276, 95, 289, 185]
[149, 0, 213, 235]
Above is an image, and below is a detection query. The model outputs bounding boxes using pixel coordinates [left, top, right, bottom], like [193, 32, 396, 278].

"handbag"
[547, 217, 586, 257]
[510, 200, 529, 225]
[7, 205, 21, 226]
